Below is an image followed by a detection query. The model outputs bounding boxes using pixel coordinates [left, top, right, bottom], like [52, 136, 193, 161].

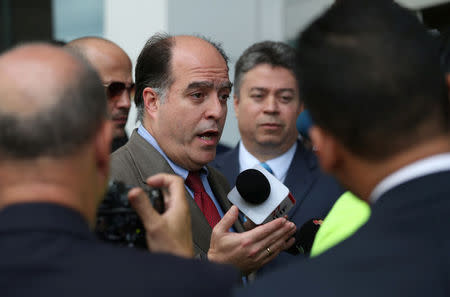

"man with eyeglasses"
[66, 37, 134, 152]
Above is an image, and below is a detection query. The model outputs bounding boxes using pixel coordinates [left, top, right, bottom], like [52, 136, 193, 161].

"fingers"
[145, 173, 187, 214]
[244, 217, 290, 243]
[244, 220, 296, 264]
[256, 228, 296, 264]
[128, 187, 158, 227]
[259, 221, 296, 250]
[213, 205, 239, 234]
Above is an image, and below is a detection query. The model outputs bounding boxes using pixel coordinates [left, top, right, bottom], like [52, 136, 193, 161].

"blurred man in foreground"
[66, 37, 134, 152]
[235, 1, 450, 296]
[0, 43, 237, 297]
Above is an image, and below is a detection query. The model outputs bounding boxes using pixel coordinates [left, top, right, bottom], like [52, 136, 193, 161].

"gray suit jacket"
[110, 130, 245, 258]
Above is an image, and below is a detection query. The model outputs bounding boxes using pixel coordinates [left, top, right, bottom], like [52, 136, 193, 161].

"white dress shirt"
[369, 153, 450, 204]
[238, 141, 297, 183]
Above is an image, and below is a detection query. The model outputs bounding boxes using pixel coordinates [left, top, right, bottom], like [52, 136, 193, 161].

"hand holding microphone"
[228, 164, 296, 225]
[207, 206, 296, 275]
[228, 165, 322, 256]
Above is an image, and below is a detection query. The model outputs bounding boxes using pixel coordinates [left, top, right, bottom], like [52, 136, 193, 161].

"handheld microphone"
[285, 218, 323, 255]
[227, 164, 296, 225]
[235, 169, 270, 204]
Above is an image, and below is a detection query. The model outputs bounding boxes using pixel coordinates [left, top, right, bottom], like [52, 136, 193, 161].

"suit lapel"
[207, 166, 245, 233]
[214, 145, 240, 188]
[126, 131, 213, 255]
[283, 140, 320, 218]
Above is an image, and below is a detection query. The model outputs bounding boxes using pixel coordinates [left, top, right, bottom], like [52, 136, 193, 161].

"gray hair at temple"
[234, 41, 299, 99]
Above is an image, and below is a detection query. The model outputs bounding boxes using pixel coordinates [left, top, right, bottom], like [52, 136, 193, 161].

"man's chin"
[191, 151, 216, 169]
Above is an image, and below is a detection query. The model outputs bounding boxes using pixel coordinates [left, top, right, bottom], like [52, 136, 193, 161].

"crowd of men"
[0, 0, 449, 296]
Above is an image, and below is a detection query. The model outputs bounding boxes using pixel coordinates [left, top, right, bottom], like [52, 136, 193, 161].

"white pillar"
[103, 0, 169, 136]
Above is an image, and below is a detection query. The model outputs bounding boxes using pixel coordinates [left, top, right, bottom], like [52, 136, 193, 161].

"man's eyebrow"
[249, 87, 268, 92]
[275, 88, 295, 94]
[186, 81, 214, 90]
[218, 81, 233, 90]
[186, 81, 233, 90]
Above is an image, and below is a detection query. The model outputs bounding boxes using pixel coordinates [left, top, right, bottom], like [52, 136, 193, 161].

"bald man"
[111, 33, 297, 276]
[66, 37, 134, 151]
[0, 43, 238, 297]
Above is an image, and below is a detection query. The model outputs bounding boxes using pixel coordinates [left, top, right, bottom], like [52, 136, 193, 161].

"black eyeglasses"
[103, 82, 135, 100]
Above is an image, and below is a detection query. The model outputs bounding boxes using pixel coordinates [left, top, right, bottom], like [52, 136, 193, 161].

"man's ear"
[94, 119, 113, 180]
[309, 126, 341, 174]
[143, 87, 160, 116]
[233, 94, 240, 118]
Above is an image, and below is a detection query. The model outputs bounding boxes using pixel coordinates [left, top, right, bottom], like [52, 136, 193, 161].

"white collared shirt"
[369, 153, 450, 204]
[238, 141, 297, 183]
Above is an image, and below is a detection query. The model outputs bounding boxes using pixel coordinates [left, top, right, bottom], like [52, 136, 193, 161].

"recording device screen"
[95, 180, 164, 249]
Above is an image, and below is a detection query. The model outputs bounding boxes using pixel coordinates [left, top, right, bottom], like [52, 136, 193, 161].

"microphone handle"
[284, 218, 322, 255]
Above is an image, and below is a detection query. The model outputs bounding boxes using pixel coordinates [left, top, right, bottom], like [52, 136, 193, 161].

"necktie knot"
[260, 162, 274, 174]
[185, 171, 203, 193]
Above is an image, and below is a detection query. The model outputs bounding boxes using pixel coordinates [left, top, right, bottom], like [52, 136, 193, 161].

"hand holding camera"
[128, 174, 194, 258]
[96, 173, 194, 258]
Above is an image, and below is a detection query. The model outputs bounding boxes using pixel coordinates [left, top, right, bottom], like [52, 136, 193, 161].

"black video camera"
[95, 180, 164, 249]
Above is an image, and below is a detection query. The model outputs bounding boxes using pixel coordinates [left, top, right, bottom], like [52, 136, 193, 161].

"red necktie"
[185, 171, 221, 228]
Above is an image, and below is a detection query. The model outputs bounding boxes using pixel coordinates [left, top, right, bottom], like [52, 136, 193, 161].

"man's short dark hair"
[296, 0, 449, 160]
[234, 41, 298, 98]
[134, 33, 229, 121]
[0, 48, 107, 159]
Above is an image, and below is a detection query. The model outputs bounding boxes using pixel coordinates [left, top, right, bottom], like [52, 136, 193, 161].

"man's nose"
[205, 94, 227, 119]
[263, 95, 279, 114]
[116, 91, 131, 110]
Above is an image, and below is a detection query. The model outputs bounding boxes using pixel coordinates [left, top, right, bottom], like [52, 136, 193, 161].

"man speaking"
[110, 34, 296, 275]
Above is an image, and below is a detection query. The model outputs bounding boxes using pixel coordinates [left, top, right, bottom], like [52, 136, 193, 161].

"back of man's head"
[297, 0, 448, 161]
[234, 41, 298, 98]
[0, 43, 107, 160]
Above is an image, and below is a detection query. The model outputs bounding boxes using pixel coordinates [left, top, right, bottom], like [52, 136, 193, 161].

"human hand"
[128, 173, 194, 258]
[207, 206, 296, 274]
[243, 215, 289, 231]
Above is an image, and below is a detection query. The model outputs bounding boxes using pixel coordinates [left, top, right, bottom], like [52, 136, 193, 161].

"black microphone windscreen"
[236, 169, 271, 204]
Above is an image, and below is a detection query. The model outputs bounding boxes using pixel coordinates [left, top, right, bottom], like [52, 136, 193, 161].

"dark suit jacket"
[234, 171, 450, 297]
[0, 203, 238, 297]
[212, 140, 343, 272]
[212, 140, 343, 227]
[110, 130, 245, 258]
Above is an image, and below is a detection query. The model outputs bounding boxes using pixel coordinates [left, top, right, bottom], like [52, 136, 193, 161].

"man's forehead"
[172, 37, 227, 69]
[82, 47, 132, 82]
[186, 80, 232, 90]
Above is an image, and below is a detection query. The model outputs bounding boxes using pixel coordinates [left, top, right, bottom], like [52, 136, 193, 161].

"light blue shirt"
[137, 125, 226, 218]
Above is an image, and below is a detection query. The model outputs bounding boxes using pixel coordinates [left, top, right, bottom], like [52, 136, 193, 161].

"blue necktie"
[260, 162, 274, 174]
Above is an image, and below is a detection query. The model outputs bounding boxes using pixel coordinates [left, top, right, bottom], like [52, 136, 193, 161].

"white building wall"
[103, 0, 169, 137]
[102, 0, 449, 145]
